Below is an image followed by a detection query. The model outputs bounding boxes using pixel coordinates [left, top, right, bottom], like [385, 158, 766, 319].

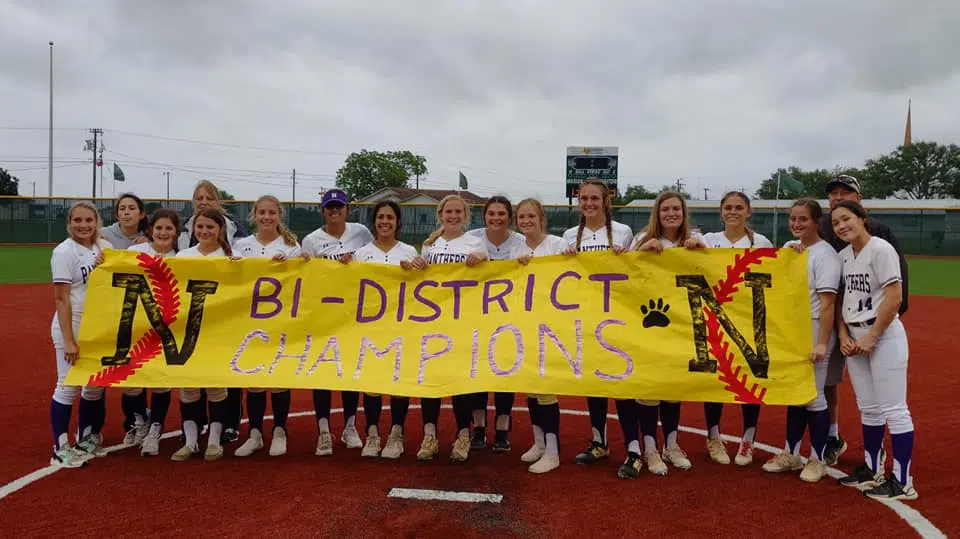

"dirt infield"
[1, 284, 957, 538]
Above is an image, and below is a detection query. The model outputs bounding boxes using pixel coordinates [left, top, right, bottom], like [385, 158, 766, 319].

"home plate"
[387, 488, 503, 504]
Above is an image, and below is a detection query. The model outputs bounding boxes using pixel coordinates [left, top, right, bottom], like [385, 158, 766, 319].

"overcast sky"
[2, 1, 959, 204]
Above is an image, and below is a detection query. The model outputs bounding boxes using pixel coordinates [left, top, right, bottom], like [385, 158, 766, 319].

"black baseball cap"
[825, 175, 861, 194]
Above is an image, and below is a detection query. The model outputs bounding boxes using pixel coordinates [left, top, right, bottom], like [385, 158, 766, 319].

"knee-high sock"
[615, 399, 640, 453]
[587, 397, 608, 446]
[472, 392, 488, 427]
[77, 395, 99, 439]
[149, 391, 172, 428]
[390, 396, 410, 431]
[704, 402, 723, 438]
[364, 393, 383, 435]
[494, 392, 515, 430]
[271, 391, 291, 431]
[51, 400, 72, 449]
[638, 403, 660, 452]
[342, 391, 360, 424]
[246, 391, 267, 433]
[421, 398, 441, 430]
[785, 406, 807, 455]
[227, 388, 243, 430]
[452, 394, 473, 432]
[863, 424, 886, 472]
[660, 402, 681, 446]
[891, 431, 914, 485]
[807, 408, 829, 461]
[741, 404, 760, 442]
[526, 397, 540, 429]
[313, 389, 331, 426]
[541, 403, 560, 457]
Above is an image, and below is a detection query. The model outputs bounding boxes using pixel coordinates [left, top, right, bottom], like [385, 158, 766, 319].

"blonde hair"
[646, 190, 692, 243]
[423, 195, 471, 246]
[250, 195, 298, 246]
[575, 180, 614, 250]
[192, 180, 223, 213]
[66, 201, 102, 239]
[720, 191, 755, 245]
[515, 198, 547, 233]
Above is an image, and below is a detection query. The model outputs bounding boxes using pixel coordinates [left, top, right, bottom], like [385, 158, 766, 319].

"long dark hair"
[483, 195, 513, 227]
[720, 191, 755, 245]
[370, 200, 403, 240]
[194, 208, 232, 256]
[115, 193, 149, 235]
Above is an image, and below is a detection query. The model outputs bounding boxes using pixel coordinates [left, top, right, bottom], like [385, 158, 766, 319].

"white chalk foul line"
[0, 405, 946, 539]
[387, 487, 503, 504]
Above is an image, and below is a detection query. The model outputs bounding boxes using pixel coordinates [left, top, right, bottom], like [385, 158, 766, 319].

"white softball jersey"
[702, 231, 774, 249]
[177, 246, 226, 258]
[562, 221, 634, 252]
[233, 235, 302, 259]
[784, 240, 842, 319]
[301, 222, 373, 261]
[467, 228, 527, 261]
[630, 231, 707, 250]
[421, 233, 486, 265]
[354, 241, 419, 265]
[128, 242, 176, 257]
[50, 238, 112, 330]
[839, 237, 902, 325]
[510, 234, 568, 259]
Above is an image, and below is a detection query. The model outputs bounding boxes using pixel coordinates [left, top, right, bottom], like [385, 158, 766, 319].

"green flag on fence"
[113, 163, 125, 182]
[778, 173, 803, 197]
[459, 171, 468, 190]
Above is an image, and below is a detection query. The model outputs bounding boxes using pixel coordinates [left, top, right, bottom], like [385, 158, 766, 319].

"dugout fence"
[1, 196, 959, 256]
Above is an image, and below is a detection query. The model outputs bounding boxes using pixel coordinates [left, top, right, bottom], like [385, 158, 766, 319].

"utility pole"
[85, 128, 102, 198]
[702, 187, 710, 200]
[98, 138, 105, 198]
[30, 181, 36, 196]
[163, 172, 171, 202]
[675, 177, 685, 194]
[416, 172, 420, 190]
[292, 168, 297, 202]
[48, 42, 54, 197]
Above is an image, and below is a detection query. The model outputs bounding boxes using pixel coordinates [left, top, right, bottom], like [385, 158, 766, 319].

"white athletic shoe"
[416, 435, 439, 461]
[315, 431, 333, 456]
[75, 433, 108, 458]
[234, 430, 263, 457]
[269, 427, 287, 457]
[800, 459, 828, 483]
[645, 447, 669, 476]
[51, 445, 88, 468]
[707, 438, 730, 464]
[662, 443, 692, 470]
[735, 440, 754, 466]
[140, 424, 162, 457]
[381, 429, 404, 459]
[123, 423, 148, 447]
[528, 454, 560, 474]
[362, 435, 381, 458]
[450, 431, 471, 462]
[762, 452, 804, 473]
[204, 443, 224, 462]
[521, 443, 545, 463]
[341, 426, 362, 449]
[171, 443, 199, 462]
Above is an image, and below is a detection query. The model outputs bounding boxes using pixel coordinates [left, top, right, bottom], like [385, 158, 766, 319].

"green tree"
[218, 189, 236, 201]
[755, 167, 834, 199]
[613, 184, 658, 205]
[0, 167, 20, 196]
[862, 141, 960, 199]
[335, 149, 428, 200]
[659, 184, 691, 199]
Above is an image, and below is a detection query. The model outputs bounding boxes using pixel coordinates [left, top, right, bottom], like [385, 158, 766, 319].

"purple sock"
[246, 391, 267, 433]
[614, 399, 639, 450]
[149, 391, 172, 428]
[806, 409, 829, 461]
[891, 431, 914, 485]
[271, 391, 291, 430]
[51, 400, 72, 450]
[862, 424, 886, 472]
[77, 396, 98, 439]
[660, 401, 681, 443]
[785, 406, 807, 455]
[587, 397, 608, 446]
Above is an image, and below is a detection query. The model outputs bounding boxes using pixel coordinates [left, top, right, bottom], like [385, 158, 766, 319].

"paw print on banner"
[640, 298, 671, 328]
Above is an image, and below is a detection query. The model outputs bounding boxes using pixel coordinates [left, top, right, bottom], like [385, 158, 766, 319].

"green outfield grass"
[1, 245, 959, 297]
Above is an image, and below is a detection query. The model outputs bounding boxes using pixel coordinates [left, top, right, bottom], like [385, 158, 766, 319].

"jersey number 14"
[857, 297, 873, 312]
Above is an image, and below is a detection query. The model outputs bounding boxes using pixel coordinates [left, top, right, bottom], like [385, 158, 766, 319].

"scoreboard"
[566, 146, 618, 198]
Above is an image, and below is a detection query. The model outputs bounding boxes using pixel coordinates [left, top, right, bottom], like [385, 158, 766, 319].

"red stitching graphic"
[704, 247, 779, 403]
[87, 253, 180, 386]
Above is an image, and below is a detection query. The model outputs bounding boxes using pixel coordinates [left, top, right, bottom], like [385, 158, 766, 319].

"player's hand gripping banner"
[67, 248, 816, 405]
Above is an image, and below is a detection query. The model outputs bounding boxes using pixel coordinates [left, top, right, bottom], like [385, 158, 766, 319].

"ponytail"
[575, 214, 586, 251]
[278, 222, 298, 247]
[423, 228, 443, 247]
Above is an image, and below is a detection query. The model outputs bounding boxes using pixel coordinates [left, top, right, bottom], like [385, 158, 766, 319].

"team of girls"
[51, 183, 916, 499]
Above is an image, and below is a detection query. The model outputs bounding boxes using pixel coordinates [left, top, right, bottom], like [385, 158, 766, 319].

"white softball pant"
[51, 318, 104, 405]
[807, 319, 835, 413]
[846, 319, 913, 435]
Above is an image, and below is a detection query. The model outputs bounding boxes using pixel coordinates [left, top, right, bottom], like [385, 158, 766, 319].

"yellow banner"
[67, 248, 815, 405]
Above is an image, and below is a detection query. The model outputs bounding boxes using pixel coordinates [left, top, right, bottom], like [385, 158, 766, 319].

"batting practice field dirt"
[1, 283, 957, 538]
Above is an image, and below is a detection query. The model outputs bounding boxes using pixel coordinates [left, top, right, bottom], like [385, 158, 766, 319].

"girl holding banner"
[512, 198, 568, 474]
[125, 208, 181, 457]
[561, 180, 634, 468]
[629, 190, 703, 478]
[466, 196, 526, 452]
[171, 209, 235, 462]
[700, 191, 774, 466]
[301, 189, 374, 457]
[409, 194, 488, 462]
[351, 200, 420, 459]
[231, 196, 302, 458]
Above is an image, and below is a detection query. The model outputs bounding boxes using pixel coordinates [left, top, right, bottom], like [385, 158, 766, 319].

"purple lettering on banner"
[419, 333, 453, 384]
[589, 273, 629, 313]
[538, 321, 583, 378]
[356, 278, 387, 323]
[488, 324, 524, 376]
[396, 282, 407, 323]
[441, 280, 479, 320]
[230, 330, 270, 374]
[268, 332, 313, 375]
[550, 271, 581, 311]
[482, 279, 513, 315]
[594, 319, 633, 381]
[409, 280, 441, 323]
[470, 328, 479, 379]
[354, 336, 403, 380]
[291, 278, 303, 318]
[306, 336, 342, 377]
[524, 274, 535, 312]
[250, 277, 283, 319]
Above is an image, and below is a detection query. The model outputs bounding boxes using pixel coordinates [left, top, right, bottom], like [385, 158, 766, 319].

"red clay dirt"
[1, 284, 957, 538]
